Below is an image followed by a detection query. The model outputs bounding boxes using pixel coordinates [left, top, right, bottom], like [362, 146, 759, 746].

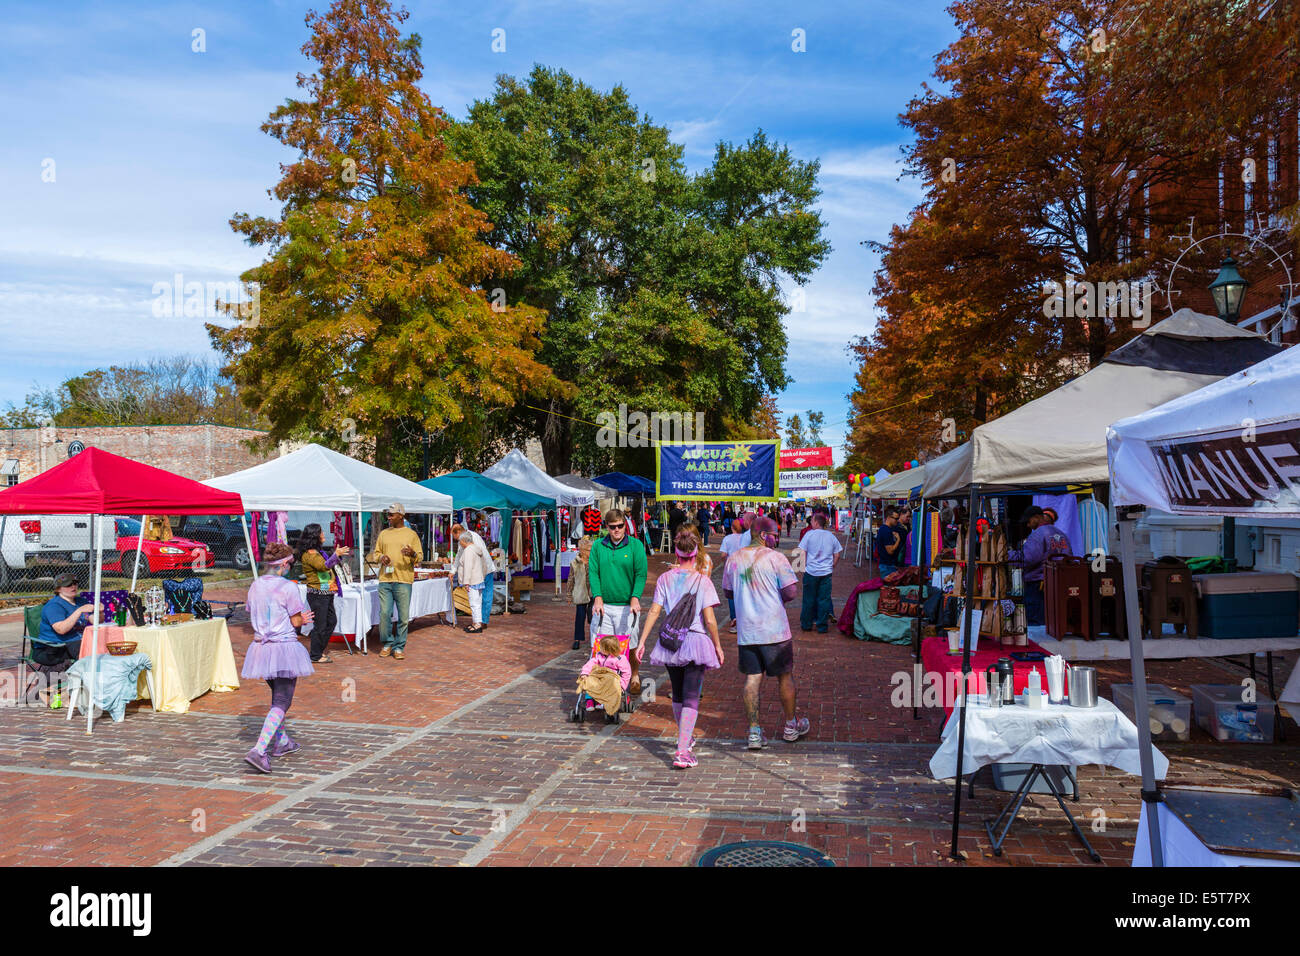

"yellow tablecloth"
[118, 619, 240, 713]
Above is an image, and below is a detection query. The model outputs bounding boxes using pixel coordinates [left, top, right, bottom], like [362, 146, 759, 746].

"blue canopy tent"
[594, 472, 655, 495]
[594, 472, 657, 548]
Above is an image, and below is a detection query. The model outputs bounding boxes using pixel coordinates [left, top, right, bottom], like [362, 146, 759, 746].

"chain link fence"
[0, 514, 256, 613]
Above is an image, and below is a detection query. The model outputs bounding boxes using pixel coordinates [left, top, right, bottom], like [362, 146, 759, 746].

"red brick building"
[0, 424, 274, 486]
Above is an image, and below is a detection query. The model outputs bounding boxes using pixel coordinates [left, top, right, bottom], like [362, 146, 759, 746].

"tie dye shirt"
[247, 573, 309, 643]
[722, 546, 798, 646]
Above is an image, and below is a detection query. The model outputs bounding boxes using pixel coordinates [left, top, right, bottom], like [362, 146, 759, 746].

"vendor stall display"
[75, 617, 239, 713]
[930, 693, 1167, 860]
[1108, 339, 1300, 866]
[0, 447, 247, 733]
[298, 577, 454, 653]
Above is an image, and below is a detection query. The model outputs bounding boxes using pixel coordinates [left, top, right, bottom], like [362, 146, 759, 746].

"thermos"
[996, 658, 1015, 704]
[983, 664, 1002, 708]
[1069, 666, 1098, 708]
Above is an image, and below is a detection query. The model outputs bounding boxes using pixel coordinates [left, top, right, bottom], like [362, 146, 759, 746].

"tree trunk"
[973, 387, 988, 424]
[375, 419, 394, 472]
[541, 402, 573, 475]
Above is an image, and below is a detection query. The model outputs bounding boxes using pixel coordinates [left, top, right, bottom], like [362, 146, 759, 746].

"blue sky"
[0, 0, 957, 464]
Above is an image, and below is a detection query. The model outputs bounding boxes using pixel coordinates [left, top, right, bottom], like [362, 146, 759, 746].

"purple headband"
[675, 547, 698, 559]
[266, 555, 294, 566]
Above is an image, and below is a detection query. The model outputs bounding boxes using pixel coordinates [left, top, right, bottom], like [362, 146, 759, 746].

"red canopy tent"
[0, 447, 244, 515]
[0, 448, 247, 732]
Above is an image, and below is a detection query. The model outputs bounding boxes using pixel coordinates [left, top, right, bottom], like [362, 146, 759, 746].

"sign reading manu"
[1146, 421, 1300, 512]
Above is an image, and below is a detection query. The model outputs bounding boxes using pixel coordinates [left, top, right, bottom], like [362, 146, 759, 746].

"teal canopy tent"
[420, 469, 553, 512]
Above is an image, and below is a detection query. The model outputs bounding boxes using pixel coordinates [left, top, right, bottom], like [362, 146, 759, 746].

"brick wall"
[0, 424, 274, 483]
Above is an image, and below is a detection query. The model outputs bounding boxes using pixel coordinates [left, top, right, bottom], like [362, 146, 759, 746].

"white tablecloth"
[299, 578, 454, 651]
[929, 696, 1169, 781]
[1134, 802, 1300, 867]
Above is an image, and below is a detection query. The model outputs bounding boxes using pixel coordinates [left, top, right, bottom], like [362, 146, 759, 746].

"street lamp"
[1208, 256, 1250, 323]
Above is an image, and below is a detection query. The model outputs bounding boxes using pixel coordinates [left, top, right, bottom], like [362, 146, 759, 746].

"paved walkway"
[1, 531, 1297, 866]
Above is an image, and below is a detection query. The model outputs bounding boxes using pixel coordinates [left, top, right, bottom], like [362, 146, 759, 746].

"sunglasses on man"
[606, 522, 625, 530]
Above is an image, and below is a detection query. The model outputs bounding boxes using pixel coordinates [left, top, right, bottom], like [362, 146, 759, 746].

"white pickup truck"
[0, 515, 120, 591]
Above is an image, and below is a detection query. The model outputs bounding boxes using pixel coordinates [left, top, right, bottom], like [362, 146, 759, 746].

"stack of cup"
[1045, 655, 1066, 704]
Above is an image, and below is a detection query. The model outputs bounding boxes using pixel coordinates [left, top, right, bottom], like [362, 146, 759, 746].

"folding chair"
[18, 604, 73, 708]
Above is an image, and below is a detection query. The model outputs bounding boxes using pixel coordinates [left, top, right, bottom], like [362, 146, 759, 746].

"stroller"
[570, 624, 639, 725]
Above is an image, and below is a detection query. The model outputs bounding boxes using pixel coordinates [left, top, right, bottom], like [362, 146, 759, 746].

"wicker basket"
[106, 642, 138, 656]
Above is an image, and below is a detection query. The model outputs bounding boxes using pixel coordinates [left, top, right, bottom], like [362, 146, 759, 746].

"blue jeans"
[377, 581, 412, 650]
[1025, 579, 1045, 626]
[878, 563, 898, 578]
[480, 573, 494, 625]
[800, 572, 833, 631]
[727, 595, 736, 622]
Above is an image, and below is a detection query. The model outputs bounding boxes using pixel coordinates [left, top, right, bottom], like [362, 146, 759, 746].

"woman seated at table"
[37, 573, 96, 662]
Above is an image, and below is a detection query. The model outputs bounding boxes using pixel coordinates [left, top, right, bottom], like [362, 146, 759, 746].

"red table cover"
[919, 635, 1069, 718]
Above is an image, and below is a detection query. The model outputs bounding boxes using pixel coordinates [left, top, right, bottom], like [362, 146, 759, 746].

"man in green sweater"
[589, 507, 648, 693]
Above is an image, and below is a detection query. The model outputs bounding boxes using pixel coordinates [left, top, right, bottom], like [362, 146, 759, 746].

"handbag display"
[878, 585, 901, 614]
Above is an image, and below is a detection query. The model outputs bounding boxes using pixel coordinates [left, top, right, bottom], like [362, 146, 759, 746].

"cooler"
[1194, 571, 1298, 639]
[1191, 684, 1277, 743]
[1045, 555, 1089, 639]
[1089, 557, 1126, 640]
[1111, 683, 1192, 742]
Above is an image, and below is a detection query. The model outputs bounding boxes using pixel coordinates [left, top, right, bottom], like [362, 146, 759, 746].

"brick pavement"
[1, 528, 1296, 866]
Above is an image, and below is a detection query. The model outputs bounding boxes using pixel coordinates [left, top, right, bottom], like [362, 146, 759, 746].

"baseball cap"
[53, 572, 79, 590]
[388, 502, 406, 515]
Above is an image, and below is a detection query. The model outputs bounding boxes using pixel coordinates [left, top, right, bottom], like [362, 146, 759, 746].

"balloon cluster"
[847, 472, 874, 494]
[902, 459, 920, 470]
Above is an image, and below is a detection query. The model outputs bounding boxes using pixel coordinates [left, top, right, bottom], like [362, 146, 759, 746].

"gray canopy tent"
[921, 310, 1283, 858]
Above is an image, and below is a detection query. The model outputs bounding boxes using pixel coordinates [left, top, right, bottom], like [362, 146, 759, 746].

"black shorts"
[738, 640, 794, 677]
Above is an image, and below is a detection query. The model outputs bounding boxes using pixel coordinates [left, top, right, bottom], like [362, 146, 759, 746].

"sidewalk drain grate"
[697, 841, 834, 867]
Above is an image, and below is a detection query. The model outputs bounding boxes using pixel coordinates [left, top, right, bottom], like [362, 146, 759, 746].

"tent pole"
[239, 514, 257, 580]
[130, 514, 146, 592]
[87, 513, 104, 735]
[950, 484, 980, 858]
[1118, 507, 1164, 866]
[912, 494, 927, 722]
[357, 511, 364, 585]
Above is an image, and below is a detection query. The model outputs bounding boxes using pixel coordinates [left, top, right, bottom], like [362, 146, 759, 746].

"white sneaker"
[783, 717, 811, 742]
[746, 727, 767, 750]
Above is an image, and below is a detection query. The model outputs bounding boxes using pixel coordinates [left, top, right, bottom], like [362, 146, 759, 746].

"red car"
[104, 518, 213, 576]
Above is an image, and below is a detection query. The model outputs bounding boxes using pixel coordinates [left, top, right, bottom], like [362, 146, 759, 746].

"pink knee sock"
[255, 706, 285, 755]
[677, 705, 698, 754]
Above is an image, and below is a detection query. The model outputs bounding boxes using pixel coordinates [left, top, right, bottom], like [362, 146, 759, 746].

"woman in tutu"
[637, 528, 725, 769]
[242, 542, 315, 773]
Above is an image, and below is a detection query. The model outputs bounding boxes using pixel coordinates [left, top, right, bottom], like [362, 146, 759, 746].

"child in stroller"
[573, 634, 634, 724]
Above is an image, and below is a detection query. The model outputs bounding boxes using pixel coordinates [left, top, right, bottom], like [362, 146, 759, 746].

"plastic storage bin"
[1111, 683, 1192, 742]
[1191, 684, 1276, 743]
[991, 763, 1077, 796]
[1194, 572, 1298, 639]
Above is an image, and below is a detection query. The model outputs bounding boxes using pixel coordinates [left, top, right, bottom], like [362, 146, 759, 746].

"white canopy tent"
[865, 464, 926, 500]
[484, 450, 594, 508]
[484, 450, 594, 596]
[205, 443, 453, 514]
[1107, 344, 1300, 867]
[205, 443, 451, 583]
[924, 310, 1281, 497]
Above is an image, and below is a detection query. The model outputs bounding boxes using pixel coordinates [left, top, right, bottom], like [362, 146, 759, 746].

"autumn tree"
[209, 0, 561, 473]
[847, 0, 1298, 468]
[453, 68, 829, 474]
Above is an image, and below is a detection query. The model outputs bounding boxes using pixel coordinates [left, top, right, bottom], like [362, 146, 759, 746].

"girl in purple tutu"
[242, 541, 315, 774]
[638, 528, 725, 769]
